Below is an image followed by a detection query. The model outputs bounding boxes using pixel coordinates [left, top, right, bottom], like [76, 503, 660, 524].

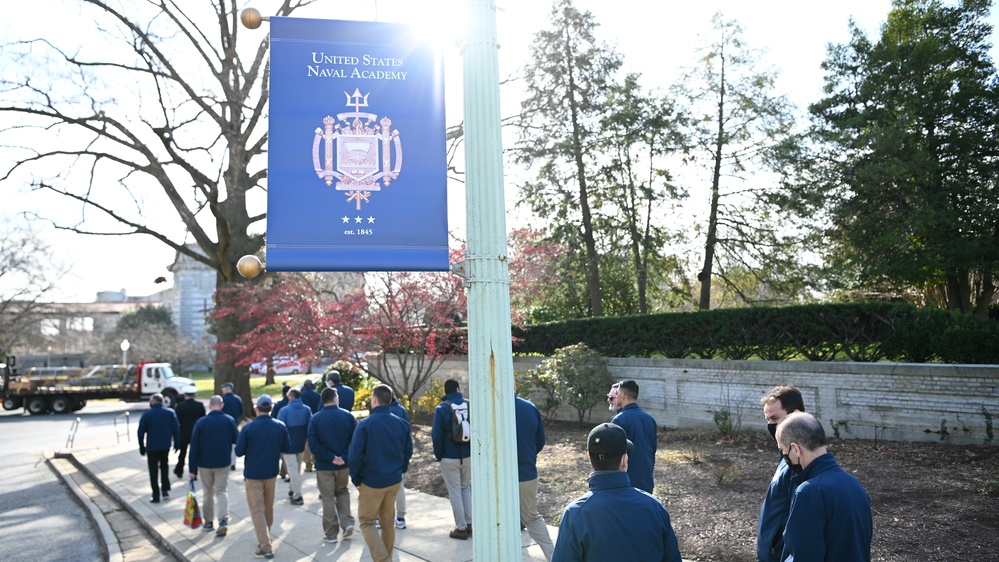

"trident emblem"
[312, 89, 403, 210]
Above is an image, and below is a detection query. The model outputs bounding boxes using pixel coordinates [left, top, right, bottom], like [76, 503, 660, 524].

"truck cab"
[134, 361, 195, 408]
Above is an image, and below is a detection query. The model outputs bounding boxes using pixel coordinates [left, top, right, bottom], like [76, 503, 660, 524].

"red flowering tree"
[363, 248, 468, 401]
[508, 227, 569, 325]
[213, 273, 366, 386]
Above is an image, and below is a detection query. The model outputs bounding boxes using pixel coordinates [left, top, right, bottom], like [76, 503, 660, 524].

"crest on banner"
[312, 88, 403, 209]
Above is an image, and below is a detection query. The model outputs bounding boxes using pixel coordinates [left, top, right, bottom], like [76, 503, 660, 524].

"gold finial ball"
[240, 8, 263, 30]
[237, 255, 264, 278]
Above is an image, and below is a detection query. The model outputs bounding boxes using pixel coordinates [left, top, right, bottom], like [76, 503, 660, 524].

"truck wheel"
[26, 397, 49, 415]
[162, 389, 179, 409]
[50, 396, 72, 414]
[292, 368, 299, 374]
[2, 397, 21, 411]
[72, 399, 87, 411]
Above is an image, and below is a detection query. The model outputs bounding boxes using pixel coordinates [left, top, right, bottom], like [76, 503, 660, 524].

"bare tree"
[675, 14, 796, 310]
[0, 0, 318, 415]
[0, 226, 63, 356]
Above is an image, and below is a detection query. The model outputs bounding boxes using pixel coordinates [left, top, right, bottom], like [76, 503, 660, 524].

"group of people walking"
[136, 372, 873, 562]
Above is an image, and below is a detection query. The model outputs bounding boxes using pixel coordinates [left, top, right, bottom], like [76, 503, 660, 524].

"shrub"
[528, 343, 613, 426]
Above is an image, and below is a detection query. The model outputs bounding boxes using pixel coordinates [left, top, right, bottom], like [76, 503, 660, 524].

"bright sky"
[4, 0, 996, 303]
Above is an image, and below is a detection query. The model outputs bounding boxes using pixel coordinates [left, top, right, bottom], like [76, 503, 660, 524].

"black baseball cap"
[587, 423, 634, 460]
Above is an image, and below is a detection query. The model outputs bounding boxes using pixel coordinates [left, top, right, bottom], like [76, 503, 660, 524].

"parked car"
[249, 356, 306, 375]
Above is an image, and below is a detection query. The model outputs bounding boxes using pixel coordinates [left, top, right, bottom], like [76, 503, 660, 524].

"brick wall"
[426, 357, 999, 445]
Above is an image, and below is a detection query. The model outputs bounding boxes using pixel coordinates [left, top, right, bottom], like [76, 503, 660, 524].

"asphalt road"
[0, 401, 149, 561]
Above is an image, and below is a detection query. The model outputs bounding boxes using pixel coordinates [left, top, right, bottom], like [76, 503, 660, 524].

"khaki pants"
[199, 466, 230, 525]
[245, 478, 276, 554]
[282, 452, 303, 498]
[317, 468, 354, 539]
[520, 478, 554, 561]
[439, 458, 472, 530]
[357, 482, 401, 562]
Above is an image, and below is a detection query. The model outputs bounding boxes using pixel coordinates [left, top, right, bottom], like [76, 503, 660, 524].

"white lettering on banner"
[307, 66, 347, 78]
[349, 68, 407, 80]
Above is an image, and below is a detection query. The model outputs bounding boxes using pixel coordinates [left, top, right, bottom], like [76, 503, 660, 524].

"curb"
[53, 452, 190, 562]
[47, 453, 123, 562]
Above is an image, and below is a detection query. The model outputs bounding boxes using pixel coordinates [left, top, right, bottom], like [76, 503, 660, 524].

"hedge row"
[512, 303, 999, 364]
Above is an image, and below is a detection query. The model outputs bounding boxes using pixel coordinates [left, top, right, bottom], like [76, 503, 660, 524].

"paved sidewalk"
[63, 440, 556, 561]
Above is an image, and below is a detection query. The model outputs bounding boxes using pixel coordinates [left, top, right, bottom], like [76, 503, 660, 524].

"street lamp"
[120, 339, 130, 366]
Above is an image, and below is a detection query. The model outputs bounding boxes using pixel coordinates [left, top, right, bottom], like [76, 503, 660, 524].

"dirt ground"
[404, 416, 999, 562]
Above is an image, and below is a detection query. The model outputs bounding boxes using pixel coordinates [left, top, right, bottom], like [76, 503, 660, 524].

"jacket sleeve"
[137, 415, 147, 447]
[431, 404, 446, 460]
[348, 424, 366, 487]
[171, 411, 180, 444]
[188, 423, 200, 474]
[403, 421, 413, 473]
[536, 409, 546, 453]
[551, 507, 580, 562]
[782, 490, 826, 561]
[661, 510, 682, 562]
[308, 418, 331, 462]
[229, 418, 239, 444]
[280, 425, 292, 454]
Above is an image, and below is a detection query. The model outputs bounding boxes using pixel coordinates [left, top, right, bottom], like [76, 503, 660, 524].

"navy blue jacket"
[388, 398, 409, 423]
[758, 455, 794, 562]
[333, 383, 355, 412]
[270, 396, 289, 419]
[235, 415, 291, 480]
[221, 392, 243, 422]
[175, 397, 206, 445]
[308, 405, 356, 471]
[137, 403, 180, 452]
[348, 405, 413, 489]
[552, 470, 682, 562]
[782, 453, 872, 562]
[277, 398, 312, 454]
[432, 392, 470, 461]
[188, 410, 239, 473]
[514, 395, 545, 482]
[611, 402, 658, 493]
[301, 386, 322, 414]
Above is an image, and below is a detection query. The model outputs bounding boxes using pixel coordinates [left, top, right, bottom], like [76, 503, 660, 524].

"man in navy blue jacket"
[387, 395, 409, 529]
[277, 387, 312, 505]
[137, 393, 180, 504]
[188, 395, 239, 536]
[432, 378, 472, 539]
[777, 412, 872, 562]
[300, 379, 322, 471]
[349, 385, 412, 562]
[757, 386, 806, 562]
[326, 370, 355, 412]
[552, 423, 682, 562]
[309, 387, 357, 543]
[221, 382, 243, 471]
[609, 379, 658, 493]
[235, 394, 291, 559]
[515, 394, 554, 560]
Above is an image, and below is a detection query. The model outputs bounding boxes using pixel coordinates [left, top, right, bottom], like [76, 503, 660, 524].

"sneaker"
[203, 522, 214, 532]
[162, 490, 169, 498]
[290, 496, 304, 505]
[322, 536, 338, 544]
[254, 547, 274, 559]
[375, 518, 381, 529]
[394, 517, 406, 529]
[449, 527, 468, 540]
[150, 497, 160, 504]
[343, 525, 354, 538]
[216, 520, 227, 537]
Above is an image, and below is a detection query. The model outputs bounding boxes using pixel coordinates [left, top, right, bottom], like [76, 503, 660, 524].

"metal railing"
[114, 411, 130, 443]
[66, 417, 81, 449]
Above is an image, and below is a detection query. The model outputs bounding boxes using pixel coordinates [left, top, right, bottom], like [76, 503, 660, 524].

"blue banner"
[266, 17, 448, 271]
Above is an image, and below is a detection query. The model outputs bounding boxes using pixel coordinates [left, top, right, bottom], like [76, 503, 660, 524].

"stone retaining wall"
[428, 357, 998, 445]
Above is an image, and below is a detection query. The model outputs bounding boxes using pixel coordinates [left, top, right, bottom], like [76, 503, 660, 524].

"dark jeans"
[174, 442, 189, 476]
[147, 450, 171, 500]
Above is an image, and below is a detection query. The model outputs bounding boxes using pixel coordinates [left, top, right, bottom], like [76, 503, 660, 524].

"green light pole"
[461, 0, 520, 559]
